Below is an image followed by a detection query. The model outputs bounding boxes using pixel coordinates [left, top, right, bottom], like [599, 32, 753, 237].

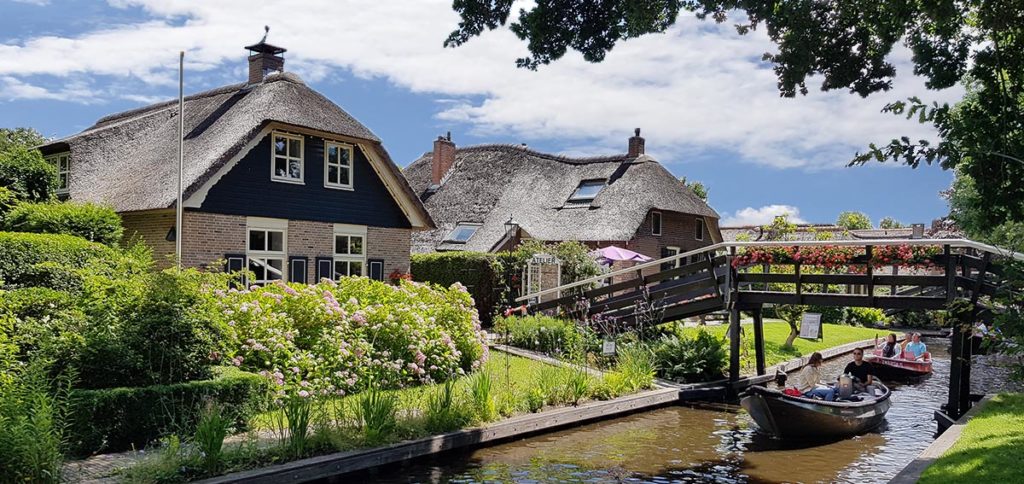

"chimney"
[245, 27, 287, 84]
[431, 132, 456, 186]
[628, 128, 645, 157]
[911, 223, 925, 239]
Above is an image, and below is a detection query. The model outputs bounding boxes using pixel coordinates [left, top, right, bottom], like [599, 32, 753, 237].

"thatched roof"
[403, 144, 719, 253]
[39, 72, 431, 226]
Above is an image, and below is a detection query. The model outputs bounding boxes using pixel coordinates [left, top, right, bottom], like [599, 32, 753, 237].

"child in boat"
[794, 352, 836, 401]
[905, 333, 928, 359]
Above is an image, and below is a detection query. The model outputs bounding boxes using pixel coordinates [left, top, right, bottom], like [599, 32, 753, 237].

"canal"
[337, 339, 1016, 483]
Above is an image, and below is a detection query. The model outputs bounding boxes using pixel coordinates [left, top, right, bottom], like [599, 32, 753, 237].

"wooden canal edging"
[197, 386, 679, 484]
[888, 394, 994, 484]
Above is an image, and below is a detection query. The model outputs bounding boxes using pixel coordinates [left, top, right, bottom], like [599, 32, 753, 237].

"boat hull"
[867, 351, 932, 381]
[741, 385, 891, 439]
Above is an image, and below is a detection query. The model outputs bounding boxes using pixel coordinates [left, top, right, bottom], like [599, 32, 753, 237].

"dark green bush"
[412, 251, 500, 324]
[0, 231, 146, 288]
[67, 367, 270, 456]
[0, 146, 57, 202]
[493, 315, 594, 355]
[844, 307, 890, 326]
[19, 262, 85, 293]
[0, 187, 15, 225]
[4, 202, 124, 246]
[807, 305, 846, 324]
[0, 287, 86, 374]
[652, 330, 728, 383]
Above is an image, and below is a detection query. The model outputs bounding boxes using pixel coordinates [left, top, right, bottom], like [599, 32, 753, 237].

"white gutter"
[515, 238, 1024, 303]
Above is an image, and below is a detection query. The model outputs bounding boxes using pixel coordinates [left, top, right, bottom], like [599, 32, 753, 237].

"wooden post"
[795, 261, 802, 302]
[729, 307, 741, 382]
[891, 265, 898, 296]
[944, 245, 955, 303]
[866, 245, 874, 306]
[753, 306, 766, 376]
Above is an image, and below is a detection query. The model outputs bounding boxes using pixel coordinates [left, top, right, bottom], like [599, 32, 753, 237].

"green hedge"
[4, 202, 123, 246]
[0, 231, 143, 288]
[411, 251, 500, 325]
[67, 367, 270, 456]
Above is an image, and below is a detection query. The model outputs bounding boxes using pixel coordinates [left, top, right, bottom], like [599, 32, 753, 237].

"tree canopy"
[679, 177, 708, 202]
[878, 217, 905, 229]
[836, 211, 872, 230]
[0, 128, 46, 154]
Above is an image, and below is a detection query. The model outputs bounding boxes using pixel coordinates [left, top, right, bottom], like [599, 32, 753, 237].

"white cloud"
[0, 0, 964, 169]
[722, 205, 807, 226]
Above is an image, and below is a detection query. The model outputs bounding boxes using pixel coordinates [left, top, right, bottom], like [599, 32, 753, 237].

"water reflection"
[341, 340, 956, 483]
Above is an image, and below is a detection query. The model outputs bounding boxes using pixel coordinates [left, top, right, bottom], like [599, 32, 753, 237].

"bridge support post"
[729, 307, 741, 382]
[753, 307, 766, 376]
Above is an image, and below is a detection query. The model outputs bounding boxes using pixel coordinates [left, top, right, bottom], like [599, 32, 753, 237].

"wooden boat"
[740, 383, 891, 439]
[866, 348, 933, 380]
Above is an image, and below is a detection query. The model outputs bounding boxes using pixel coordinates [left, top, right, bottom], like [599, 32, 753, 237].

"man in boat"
[794, 352, 836, 401]
[905, 333, 928, 360]
[843, 348, 877, 393]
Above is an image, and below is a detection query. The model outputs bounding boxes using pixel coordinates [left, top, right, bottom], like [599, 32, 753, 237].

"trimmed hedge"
[0, 231, 144, 288]
[412, 251, 500, 325]
[67, 367, 270, 456]
[4, 202, 123, 246]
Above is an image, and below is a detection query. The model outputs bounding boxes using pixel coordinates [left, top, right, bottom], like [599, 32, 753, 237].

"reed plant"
[564, 367, 592, 405]
[282, 395, 314, 457]
[469, 371, 497, 423]
[424, 379, 470, 433]
[355, 387, 398, 445]
[0, 361, 73, 484]
[536, 365, 564, 405]
[615, 344, 656, 392]
[193, 401, 231, 472]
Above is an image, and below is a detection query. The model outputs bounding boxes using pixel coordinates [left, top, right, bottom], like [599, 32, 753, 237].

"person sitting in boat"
[878, 333, 900, 358]
[843, 348, 877, 394]
[795, 352, 836, 401]
[905, 333, 928, 360]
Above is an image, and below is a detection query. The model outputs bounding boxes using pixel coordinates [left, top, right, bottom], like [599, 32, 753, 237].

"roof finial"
[260, 25, 269, 44]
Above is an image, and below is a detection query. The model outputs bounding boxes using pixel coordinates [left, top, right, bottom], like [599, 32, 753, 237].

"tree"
[761, 214, 795, 241]
[775, 304, 805, 349]
[679, 176, 708, 202]
[0, 128, 47, 154]
[836, 211, 872, 230]
[879, 217, 905, 229]
[0, 146, 57, 203]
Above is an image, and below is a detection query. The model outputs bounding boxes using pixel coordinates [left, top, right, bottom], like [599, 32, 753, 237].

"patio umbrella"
[591, 246, 653, 265]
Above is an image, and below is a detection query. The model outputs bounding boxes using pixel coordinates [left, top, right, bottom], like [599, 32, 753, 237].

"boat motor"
[837, 374, 854, 399]
[774, 369, 788, 387]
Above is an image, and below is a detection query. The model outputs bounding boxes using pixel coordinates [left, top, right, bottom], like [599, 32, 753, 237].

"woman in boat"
[905, 332, 928, 359]
[794, 352, 836, 401]
[880, 333, 900, 358]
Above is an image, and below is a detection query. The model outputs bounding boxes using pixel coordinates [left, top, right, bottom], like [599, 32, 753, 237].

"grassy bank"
[919, 393, 1024, 483]
[679, 320, 881, 370]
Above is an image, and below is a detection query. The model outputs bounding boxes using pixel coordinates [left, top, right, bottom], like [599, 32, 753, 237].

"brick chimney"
[628, 128, 645, 157]
[431, 132, 456, 185]
[245, 27, 286, 84]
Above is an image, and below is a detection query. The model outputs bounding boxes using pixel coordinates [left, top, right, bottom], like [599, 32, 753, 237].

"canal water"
[337, 339, 994, 483]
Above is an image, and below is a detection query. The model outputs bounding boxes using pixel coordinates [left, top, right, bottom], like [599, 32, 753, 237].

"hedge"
[0, 231, 145, 288]
[67, 367, 270, 456]
[411, 251, 500, 325]
[4, 201, 123, 246]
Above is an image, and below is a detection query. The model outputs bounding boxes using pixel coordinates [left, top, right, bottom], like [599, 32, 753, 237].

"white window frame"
[324, 140, 354, 190]
[333, 224, 367, 278]
[651, 211, 662, 236]
[695, 218, 705, 241]
[445, 222, 481, 243]
[246, 217, 288, 286]
[45, 152, 71, 194]
[270, 131, 304, 184]
[666, 246, 683, 269]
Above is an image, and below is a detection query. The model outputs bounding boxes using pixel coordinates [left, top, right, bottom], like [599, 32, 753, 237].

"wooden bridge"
[516, 239, 1024, 420]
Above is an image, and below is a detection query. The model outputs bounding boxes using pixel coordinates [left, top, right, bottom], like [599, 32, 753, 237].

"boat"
[865, 348, 933, 380]
[740, 383, 892, 439]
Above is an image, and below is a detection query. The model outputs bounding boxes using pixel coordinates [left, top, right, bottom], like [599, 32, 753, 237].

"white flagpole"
[176, 51, 184, 270]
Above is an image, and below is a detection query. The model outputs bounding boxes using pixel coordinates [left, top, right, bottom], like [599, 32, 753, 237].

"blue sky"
[1, 0, 962, 226]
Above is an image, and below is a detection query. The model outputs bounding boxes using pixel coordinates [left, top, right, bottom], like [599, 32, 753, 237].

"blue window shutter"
[368, 259, 385, 281]
[225, 254, 245, 273]
[289, 257, 308, 284]
[315, 257, 333, 282]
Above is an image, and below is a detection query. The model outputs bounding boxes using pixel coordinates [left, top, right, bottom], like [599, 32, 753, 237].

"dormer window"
[445, 223, 480, 243]
[324, 141, 353, 190]
[569, 179, 606, 202]
[271, 132, 303, 183]
[45, 152, 71, 194]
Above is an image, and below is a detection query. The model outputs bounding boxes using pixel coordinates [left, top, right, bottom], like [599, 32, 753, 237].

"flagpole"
[176, 51, 184, 270]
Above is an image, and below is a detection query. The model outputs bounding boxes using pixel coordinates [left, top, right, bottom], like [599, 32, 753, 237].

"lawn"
[678, 320, 882, 370]
[919, 393, 1024, 484]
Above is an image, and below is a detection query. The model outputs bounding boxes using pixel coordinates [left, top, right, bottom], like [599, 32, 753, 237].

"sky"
[0, 0, 964, 227]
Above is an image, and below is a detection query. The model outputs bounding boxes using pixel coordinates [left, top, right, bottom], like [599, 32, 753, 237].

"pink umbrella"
[591, 246, 653, 264]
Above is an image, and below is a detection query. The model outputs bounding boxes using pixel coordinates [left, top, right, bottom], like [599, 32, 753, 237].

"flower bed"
[732, 244, 941, 271]
[211, 278, 488, 399]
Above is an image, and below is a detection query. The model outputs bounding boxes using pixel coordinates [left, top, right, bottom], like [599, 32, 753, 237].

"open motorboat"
[866, 347, 933, 380]
[741, 382, 892, 439]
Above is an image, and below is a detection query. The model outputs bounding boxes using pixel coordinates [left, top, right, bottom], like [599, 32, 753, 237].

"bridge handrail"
[514, 238, 1024, 303]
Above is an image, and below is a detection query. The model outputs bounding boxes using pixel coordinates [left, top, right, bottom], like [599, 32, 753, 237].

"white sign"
[799, 313, 823, 340]
[602, 340, 616, 356]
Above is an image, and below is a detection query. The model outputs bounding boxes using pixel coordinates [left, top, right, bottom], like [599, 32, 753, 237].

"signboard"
[799, 313, 823, 340]
[602, 339, 616, 356]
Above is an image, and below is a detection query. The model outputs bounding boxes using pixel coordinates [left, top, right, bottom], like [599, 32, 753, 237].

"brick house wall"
[625, 209, 714, 278]
[120, 209, 176, 269]
[367, 227, 412, 277]
[287, 219, 333, 282]
[180, 211, 247, 270]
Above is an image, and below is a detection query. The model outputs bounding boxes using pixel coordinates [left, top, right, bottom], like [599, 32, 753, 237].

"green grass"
[678, 320, 881, 370]
[919, 393, 1024, 484]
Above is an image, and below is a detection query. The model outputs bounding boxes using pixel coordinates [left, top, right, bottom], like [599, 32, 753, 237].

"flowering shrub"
[210, 278, 487, 399]
[732, 244, 941, 271]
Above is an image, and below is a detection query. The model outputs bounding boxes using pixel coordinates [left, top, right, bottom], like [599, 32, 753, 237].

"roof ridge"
[455, 143, 633, 164]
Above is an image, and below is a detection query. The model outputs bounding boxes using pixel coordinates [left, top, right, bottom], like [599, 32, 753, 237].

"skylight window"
[445, 223, 480, 243]
[569, 179, 606, 202]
